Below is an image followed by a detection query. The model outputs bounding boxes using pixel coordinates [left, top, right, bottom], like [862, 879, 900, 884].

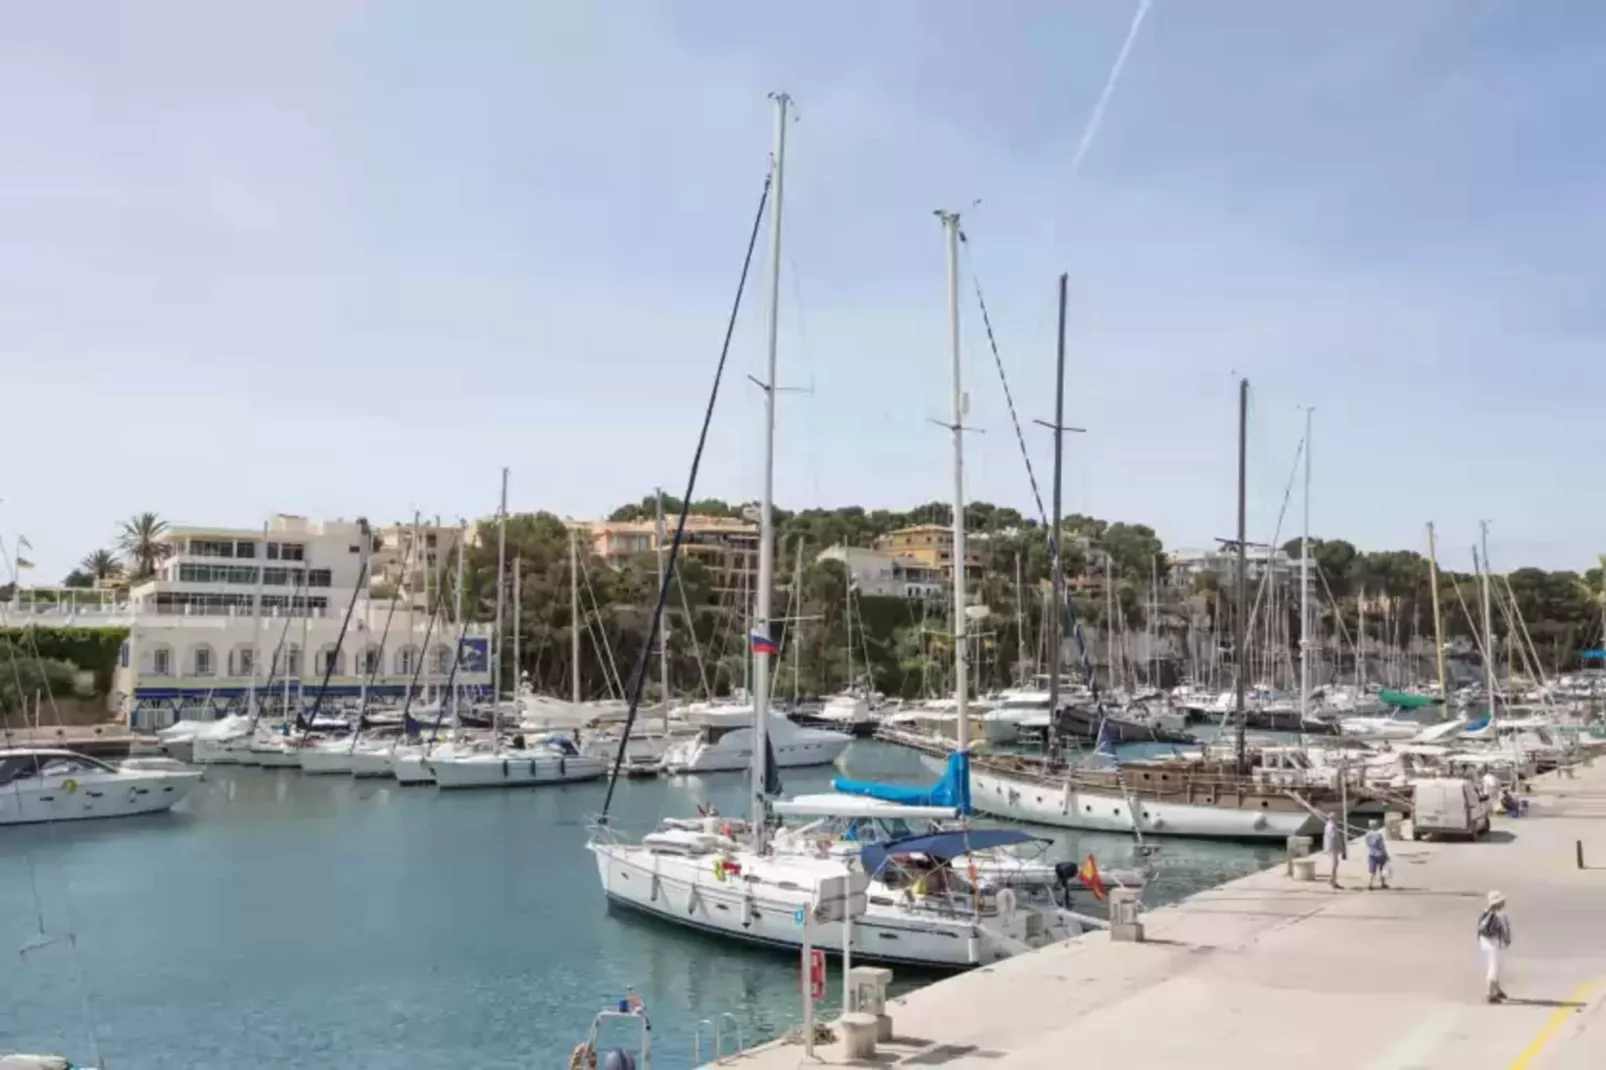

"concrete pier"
[708, 763, 1606, 1068]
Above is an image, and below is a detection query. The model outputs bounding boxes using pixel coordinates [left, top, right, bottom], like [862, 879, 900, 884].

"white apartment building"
[98, 515, 492, 728]
[816, 545, 945, 600]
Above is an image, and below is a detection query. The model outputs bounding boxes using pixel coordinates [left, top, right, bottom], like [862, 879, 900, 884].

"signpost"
[799, 869, 870, 1057]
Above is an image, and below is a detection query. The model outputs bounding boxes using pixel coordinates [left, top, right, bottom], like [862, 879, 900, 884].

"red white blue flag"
[749, 631, 780, 656]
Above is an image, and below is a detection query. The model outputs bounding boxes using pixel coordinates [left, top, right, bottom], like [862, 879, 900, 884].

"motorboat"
[982, 689, 1052, 745]
[429, 733, 607, 789]
[0, 748, 202, 825]
[659, 706, 850, 774]
[790, 691, 881, 737]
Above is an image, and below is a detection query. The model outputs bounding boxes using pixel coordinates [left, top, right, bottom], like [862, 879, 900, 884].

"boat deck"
[707, 759, 1606, 1068]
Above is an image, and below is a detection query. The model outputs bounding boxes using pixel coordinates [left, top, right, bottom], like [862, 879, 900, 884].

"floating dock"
[708, 762, 1606, 1068]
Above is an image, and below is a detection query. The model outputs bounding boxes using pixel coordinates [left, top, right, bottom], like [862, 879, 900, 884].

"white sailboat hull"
[391, 751, 435, 785]
[661, 735, 851, 774]
[348, 748, 395, 778]
[947, 758, 1321, 841]
[590, 842, 1043, 969]
[430, 752, 607, 789]
[297, 747, 355, 775]
[249, 742, 302, 768]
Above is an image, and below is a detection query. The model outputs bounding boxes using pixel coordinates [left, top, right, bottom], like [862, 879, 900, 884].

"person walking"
[1323, 812, 1346, 889]
[1365, 818, 1390, 890]
[1477, 891, 1512, 1003]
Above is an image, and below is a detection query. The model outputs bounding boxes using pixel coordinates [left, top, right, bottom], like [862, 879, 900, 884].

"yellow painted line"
[1509, 980, 1596, 1069]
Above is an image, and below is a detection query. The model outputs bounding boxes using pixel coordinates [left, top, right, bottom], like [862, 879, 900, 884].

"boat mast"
[1043, 273, 1073, 762]
[654, 489, 671, 731]
[1480, 520, 1496, 726]
[247, 520, 268, 719]
[749, 90, 789, 847]
[1233, 377, 1249, 776]
[570, 529, 581, 706]
[1299, 408, 1311, 723]
[488, 472, 507, 729]
[453, 520, 465, 725]
[1014, 553, 1026, 687]
[937, 208, 969, 753]
[511, 556, 521, 700]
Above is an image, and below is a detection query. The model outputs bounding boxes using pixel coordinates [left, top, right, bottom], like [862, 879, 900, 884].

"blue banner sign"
[1581, 649, 1606, 661]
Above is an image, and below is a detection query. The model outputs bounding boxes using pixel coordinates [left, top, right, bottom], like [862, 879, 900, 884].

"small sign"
[793, 907, 806, 927]
[809, 949, 826, 1000]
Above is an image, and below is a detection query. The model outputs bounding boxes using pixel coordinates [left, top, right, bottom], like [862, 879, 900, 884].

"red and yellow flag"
[1078, 854, 1108, 901]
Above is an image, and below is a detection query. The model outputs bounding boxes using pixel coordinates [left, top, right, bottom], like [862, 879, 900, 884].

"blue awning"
[835, 749, 972, 815]
[859, 828, 1042, 876]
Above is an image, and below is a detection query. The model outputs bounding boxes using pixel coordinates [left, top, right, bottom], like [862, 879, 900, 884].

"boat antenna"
[595, 155, 775, 823]
[1234, 379, 1250, 776]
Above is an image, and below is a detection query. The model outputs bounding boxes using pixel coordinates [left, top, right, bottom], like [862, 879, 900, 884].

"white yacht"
[0, 748, 203, 825]
[981, 689, 1052, 745]
[190, 715, 258, 765]
[297, 737, 358, 775]
[659, 706, 851, 774]
[428, 733, 607, 789]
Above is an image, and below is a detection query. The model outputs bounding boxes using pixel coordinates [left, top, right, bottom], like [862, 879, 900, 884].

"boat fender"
[560, 757, 567, 777]
[996, 887, 1018, 916]
[502, 759, 510, 778]
[62, 779, 78, 795]
[600, 1049, 636, 1070]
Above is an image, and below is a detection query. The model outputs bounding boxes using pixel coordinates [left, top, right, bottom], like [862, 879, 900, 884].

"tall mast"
[453, 520, 466, 724]
[570, 530, 581, 706]
[1480, 520, 1496, 726]
[844, 562, 855, 690]
[1357, 587, 1366, 693]
[1043, 273, 1072, 762]
[511, 556, 521, 699]
[1014, 553, 1026, 687]
[654, 489, 671, 732]
[492, 471, 508, 731]
[1299, 409, 1312, 721]
[749, 90, 789, 845]
[1233, 378, 1249, 775]
[247, 520, 268, 718]
[937, 208, 969, 752]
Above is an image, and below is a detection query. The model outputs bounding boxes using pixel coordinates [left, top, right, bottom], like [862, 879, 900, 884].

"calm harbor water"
[2, 743, 1279, 1068]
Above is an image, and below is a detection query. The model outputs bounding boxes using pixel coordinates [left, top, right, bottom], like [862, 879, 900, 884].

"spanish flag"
[1078, 854, 1108, 901]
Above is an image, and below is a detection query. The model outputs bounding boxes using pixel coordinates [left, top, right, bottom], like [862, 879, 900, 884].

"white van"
[1411, 778, 1491, 841]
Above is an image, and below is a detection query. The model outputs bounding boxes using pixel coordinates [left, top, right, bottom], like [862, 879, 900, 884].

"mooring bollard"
[1285, 835, 1311, 877]
[1578, 840, 1585, 870]
[1109, 887, 1144, 942]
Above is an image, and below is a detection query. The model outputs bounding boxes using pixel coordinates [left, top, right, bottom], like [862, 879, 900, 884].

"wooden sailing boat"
[946, 377, 1362, 841]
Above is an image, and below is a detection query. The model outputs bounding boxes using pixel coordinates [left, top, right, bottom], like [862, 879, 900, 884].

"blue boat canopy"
[859, 828, 1041, 876]
[834, 750, 973, 815]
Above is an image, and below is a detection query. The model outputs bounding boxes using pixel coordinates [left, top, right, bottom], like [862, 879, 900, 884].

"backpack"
[1477, 911, 1502, 940]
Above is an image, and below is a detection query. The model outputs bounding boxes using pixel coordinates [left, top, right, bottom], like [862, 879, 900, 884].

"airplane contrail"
[1067, 0, 1155, 179]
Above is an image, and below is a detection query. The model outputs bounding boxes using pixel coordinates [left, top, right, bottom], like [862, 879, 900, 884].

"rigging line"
[405, 534, 459, 749]
[675, 568, 715, 701]
[1242, 434, 1305, 645]
[599, 168, 772, 819]
[576, 551, 626, 700]
[349, 536, 415, 752]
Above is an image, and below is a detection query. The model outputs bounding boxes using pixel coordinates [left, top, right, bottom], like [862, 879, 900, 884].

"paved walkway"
[709, 762, 1606, 1069]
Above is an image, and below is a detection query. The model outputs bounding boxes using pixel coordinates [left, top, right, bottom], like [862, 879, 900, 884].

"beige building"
[569, 513, 758, 596]
[873, 524, 983, 581]
[372, 521, 477, 609]
[816, 545, 944, 599]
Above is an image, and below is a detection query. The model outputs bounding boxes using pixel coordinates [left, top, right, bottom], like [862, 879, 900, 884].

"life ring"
[63, 778, 79, 795]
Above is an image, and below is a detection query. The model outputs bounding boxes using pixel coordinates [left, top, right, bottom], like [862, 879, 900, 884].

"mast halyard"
[937, 208, 970, 754]
[654, 489, 670, 732]
[1426, 523, 1448, 704]
[570, 529, 581, 707]
[492, 469, 508, 734]
[1233, 378, 1249, 776]
[1480, 520, 1496, 728]
[749, 90, 789, 851]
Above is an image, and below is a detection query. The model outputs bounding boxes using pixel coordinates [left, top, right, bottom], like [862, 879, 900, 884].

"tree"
[62, 570, 94, 589]
[118, 512, 171, 580]
[79, 548, 124, 586]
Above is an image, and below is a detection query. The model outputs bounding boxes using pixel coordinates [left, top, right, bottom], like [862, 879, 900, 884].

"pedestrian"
[1477, 890, 1512, 1003]
[1323, 812, 1346, 889]
[1365, 818, 1389, 890]
[1481, 769, 1500, 802]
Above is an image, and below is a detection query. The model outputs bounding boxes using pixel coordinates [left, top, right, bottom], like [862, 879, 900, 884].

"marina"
[1, 743, 1273, 1069]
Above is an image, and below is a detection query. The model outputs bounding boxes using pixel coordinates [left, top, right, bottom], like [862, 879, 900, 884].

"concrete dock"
[710, 763, 1606, 1068]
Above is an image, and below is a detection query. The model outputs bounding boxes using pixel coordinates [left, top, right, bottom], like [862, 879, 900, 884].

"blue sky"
[2, 1, 1602, 582]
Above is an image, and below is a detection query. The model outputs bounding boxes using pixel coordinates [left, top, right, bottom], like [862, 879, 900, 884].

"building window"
[280, 543, 305, 562]
[395, 646, 418, 676]
[285, 645, 302, 677]
[152, 646, 172, 677]
[231, 646, 256, 677]
[192, 644, 215, 677]
[266, 542, 280, 561]
[235, 541, 257, 559]
[188, 539, 237, 559]
[431, 645, 452, 675]
[359, 646, 382, 676]
[307, 570, 332, 588]
[316, 646, 345, 676]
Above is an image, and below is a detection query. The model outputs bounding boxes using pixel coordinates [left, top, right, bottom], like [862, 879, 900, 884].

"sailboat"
[589, 98, 1079, 969]
[943, 379, 1359, 841]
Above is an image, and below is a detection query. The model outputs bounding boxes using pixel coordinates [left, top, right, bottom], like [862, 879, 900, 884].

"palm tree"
[117, 512, 171, 580]
[79, 548, 125, 586]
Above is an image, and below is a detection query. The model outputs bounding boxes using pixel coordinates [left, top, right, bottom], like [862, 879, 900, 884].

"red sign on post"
[809, 948, 826, 1000]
